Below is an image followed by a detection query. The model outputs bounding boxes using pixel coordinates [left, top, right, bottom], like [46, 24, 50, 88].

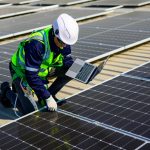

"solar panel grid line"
[81, 30, 150, 45]
[84, 13, 148, 30]
[135, 142, 149, 150]
[120, 20, 150, 32]
[79, 40, 121, 49]
[137, 143, 150, 150]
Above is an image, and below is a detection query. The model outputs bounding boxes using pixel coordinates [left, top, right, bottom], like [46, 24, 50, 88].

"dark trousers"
[47, 66, 72, 96]
[7, 63, 71, 115]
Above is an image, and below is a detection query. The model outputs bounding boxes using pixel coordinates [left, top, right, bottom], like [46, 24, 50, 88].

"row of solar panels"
[0, 0, 92, 6]
[0, 0, 150, 7]
[0, 10, 150, 83]
[0, 61, 149, 149]
[0, 0, 150, 19]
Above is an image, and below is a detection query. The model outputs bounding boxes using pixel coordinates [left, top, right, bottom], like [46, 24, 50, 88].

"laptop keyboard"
[76, 63, 95, 82]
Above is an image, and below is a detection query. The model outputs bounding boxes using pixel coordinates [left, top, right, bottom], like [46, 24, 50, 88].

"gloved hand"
[46, 95, 57, 111]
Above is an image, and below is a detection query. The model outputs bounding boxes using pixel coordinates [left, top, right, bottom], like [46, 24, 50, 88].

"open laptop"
[65, 56, 109, 84]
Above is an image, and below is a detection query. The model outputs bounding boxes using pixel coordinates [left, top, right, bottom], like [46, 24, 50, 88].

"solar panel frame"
[29, 0, 94, 6]
[82, 0, 150, 7]
[0, 5, 59, 19]
[0, 0, 40, 5]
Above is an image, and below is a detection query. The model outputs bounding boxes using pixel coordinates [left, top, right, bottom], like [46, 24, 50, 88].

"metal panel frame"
[0, 5, 59, 19]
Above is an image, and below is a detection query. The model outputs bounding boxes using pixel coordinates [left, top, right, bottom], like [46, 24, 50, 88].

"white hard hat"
[53, 13, 79, 45]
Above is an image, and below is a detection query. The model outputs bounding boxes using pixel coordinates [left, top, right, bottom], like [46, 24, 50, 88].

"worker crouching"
[0, 13, 79, 116]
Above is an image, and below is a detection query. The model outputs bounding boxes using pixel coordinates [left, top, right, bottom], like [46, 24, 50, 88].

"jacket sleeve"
[62, 45, 74, 68]
[24, 40, 50, 100]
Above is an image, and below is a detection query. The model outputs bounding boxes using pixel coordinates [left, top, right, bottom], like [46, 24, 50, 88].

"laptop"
[65, 56, 109, 84]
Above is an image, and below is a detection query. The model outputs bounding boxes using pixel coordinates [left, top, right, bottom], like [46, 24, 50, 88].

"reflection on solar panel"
[0, 110, 146, 149]
[0, 7, 111, 40]
[30, 0, 93, 6]
[83, 0, 150, 7]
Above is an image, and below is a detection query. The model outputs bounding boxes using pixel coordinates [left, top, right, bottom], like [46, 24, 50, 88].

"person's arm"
[62, 45, 74, 68]
[24, 40, 50, 100]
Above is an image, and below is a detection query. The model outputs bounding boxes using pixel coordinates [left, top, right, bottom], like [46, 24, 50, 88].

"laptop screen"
[66, 58, 99, 83]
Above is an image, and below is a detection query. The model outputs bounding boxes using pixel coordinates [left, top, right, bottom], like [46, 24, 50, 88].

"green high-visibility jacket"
[11, 26, 64, 81]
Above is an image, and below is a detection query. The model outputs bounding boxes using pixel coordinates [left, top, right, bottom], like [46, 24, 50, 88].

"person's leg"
[11, 78, 38, 115]
[48, 66, 72, 99]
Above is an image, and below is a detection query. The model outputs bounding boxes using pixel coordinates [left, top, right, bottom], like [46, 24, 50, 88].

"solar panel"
[115, 11, 150, 20]
[139, 143, 150, 150]
[0, 5, 55, 19]
[120, 20, 150, 32]
[72, 11, 150, 61]
[81, 17, 139, 29]
[0, 7, 111, 40]
[0, 11, 150, 71]
[29, 0, 93, 6]
[0, 0, 40, 5]
[125, 62, 150, 80]
[0, 110, 146, 149]
[80, 29, 150, 47]
[83, 0, 150, 7]
[60, 61, 150, 140]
